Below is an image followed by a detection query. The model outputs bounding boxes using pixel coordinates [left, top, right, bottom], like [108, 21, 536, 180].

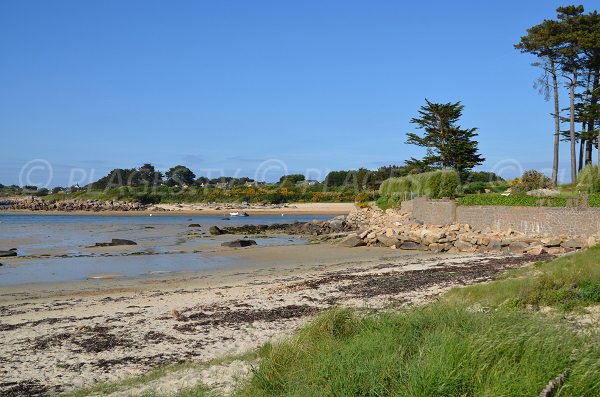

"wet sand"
[0, 243, 546, 396]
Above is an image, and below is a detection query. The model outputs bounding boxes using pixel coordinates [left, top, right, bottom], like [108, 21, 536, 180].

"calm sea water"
[0, 212, 337, 286]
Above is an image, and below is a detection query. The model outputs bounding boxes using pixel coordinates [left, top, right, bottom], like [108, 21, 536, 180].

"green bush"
[379, 170, 459, 202]
[458, 194, 567, 207]
[511, 170, 552, 193]
[577, 164, 600, 193]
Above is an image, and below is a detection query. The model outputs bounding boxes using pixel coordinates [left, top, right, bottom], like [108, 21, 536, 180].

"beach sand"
[0, 243, 541, 396]
[4, 202, 357, 216]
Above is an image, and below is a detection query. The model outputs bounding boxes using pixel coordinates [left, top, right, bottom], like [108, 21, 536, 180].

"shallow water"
[0, 212, 334, 286]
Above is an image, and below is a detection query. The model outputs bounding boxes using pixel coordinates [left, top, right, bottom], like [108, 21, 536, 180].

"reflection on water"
[0, 212, 328, 286]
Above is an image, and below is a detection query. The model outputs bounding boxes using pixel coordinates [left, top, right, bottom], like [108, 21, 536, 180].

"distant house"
[215, 182, 229, 189]
[244, 181, 267, 187]
[298, 180, 320, 187]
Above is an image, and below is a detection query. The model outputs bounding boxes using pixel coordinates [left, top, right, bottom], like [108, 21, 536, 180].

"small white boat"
[229, 211, 249, 217]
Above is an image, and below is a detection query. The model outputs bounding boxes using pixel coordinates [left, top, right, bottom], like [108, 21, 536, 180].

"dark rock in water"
[399, 241, 420, 250]
[110, 239, 137, 246]
[221, 239, 257, 248]
[209, 226, 224, 235]
[0, 262, 3, 266]
[222, 217, 231, 221]
[188, 224, 201, 228]
[0, 250, 17, 257]
[93, 239, 137, 247]
[339, 235, 367, 248]
[144, 226, 155, 229]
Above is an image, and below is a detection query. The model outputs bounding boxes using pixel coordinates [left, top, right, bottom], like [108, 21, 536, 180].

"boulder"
[541, 238, 562, 248]
[508, 241, 529, 254]
[527, 246, 546, 256]
[562, 238, 587, 249]
[221, 239, 257, 248]
[188, 224, 201, 228]
[487, 238, 502, 251]
[110, 239, 137, 246]
[454, 240, 474, 252]
[339, 235, 367, 248]
[399, 241, 421, 250]
[209, 226, 224, 235]
[0, 250, 17, 257]
[377, 235, 400, 247]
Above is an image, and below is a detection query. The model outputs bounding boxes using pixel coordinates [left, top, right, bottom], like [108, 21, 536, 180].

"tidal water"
[0, 212, 334, 286]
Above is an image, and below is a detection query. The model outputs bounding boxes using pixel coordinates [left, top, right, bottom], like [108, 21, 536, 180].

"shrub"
[577, 164, 600, 193]
[511, 170, 552, 193]
[379, 170, 459, 202]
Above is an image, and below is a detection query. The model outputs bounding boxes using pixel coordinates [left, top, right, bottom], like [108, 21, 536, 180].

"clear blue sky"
[1, 0, 598, 187]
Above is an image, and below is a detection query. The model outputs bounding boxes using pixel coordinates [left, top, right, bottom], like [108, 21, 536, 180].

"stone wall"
[410, 197, 457, 225]
[405, 197, 600, 237]
[456, 206, 600, 237]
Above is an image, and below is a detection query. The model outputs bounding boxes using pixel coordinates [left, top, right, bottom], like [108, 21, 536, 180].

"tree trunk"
[569, 71, 578, 184]
[579, 135, 585, 171]
[550, 60, 560, 186]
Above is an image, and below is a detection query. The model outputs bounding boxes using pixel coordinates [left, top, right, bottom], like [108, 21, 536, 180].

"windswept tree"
[405, 100, 484, 180]
[516, 5, 600, 180]
[515, 18, 564, 185]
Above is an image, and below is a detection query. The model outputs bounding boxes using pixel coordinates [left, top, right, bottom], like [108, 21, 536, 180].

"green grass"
[444, 244, 600, 311]
[231, 247, 600, 397]
[235, 307, 599, 397]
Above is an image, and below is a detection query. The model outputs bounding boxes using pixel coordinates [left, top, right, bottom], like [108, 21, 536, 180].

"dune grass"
[444, 244, 600, 311]
[236, 306, 599, 397]
[233, 247, 600, 397]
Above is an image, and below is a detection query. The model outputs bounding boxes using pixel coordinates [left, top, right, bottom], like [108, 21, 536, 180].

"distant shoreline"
[0, 202, 356, 216]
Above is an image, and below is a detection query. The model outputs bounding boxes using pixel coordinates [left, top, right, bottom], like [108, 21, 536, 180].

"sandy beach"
[3, 202, 357, 216]
[0, 242, 543, 396]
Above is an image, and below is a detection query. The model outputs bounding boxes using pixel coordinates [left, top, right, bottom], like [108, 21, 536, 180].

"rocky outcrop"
[4, 197, 146, 212]
[0, 249, 17, 257]
[213, 216, 355, 237]
[221, 239, 257, 248]
[92, 239, 137, 247]
[341, 207, 600, 254]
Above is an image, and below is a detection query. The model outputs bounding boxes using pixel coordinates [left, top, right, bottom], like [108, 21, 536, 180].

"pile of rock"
[210, 216, 355, 237]
[6, 197, 146, 212]
[341, 207, 599, 255]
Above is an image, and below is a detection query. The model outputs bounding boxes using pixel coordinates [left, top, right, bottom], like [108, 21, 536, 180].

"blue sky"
[1, 0, 598, 187]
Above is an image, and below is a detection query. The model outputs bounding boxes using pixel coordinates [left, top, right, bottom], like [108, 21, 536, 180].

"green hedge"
[379, 170, 459, 201]
[589, 194, 600, 207]
[458, 194, 567, 207]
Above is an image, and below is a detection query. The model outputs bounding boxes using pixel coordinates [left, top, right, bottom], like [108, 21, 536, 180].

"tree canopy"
[405, 99, 484, 178]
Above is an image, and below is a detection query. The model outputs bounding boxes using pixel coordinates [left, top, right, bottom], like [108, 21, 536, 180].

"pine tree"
[405, 99, 484, 180]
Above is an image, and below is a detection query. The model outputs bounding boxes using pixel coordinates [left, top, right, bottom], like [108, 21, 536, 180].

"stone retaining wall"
[456, 206, 600, 237]
[410, 197, 457, 225]
[408, 198, 600, 237]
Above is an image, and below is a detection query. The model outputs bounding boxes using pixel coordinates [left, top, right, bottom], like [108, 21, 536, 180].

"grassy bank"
[68, 247, 600, 397]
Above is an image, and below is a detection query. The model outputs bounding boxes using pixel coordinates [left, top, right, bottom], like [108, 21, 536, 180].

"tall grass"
[237, 306, 600, 397]
[577, 164, 600, 193]
[379, 170, 459, 203]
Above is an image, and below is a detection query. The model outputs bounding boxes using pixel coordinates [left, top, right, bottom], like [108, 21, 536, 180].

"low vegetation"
[377, 169, 459, 208]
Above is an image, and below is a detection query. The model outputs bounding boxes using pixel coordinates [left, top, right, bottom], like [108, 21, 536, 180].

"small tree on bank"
[405, 99, 484, 180]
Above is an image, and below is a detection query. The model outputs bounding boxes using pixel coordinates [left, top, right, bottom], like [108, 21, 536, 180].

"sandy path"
[0, 245, 545, 396]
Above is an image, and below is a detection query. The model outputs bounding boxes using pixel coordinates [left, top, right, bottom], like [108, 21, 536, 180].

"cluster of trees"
[516, 5, 600, 185]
